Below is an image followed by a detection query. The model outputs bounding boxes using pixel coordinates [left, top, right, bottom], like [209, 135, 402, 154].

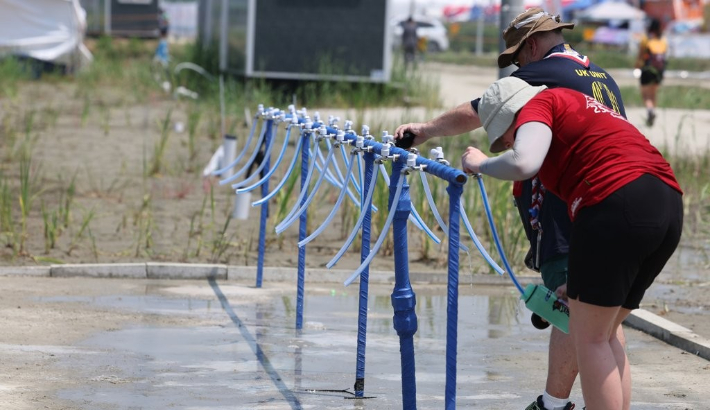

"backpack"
[645, 37, 667, 71]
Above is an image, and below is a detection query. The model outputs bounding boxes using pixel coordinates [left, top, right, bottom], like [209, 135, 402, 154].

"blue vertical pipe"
[354, 151, 374, 397]
[296, 129, 311, 330]
[389, 160, 418, 410]
[445, 183, 463, 410]
[255, 119, 273, 288]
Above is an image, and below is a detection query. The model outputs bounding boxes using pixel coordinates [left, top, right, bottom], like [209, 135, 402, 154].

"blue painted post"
[354, 150, 374, 397]
[255, 119, 273, 288]
[445, 182, 463, 410]
[296, 127, 311, 330]
[389, 159, 418, 410]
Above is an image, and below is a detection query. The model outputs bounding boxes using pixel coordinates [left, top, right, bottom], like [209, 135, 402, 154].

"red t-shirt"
[515, 88, 682, 220]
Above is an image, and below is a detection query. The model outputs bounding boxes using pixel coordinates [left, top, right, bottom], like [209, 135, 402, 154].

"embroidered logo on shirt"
[584, 95, 625, 121]
[571, 197, 582, 217]
[545, 45, 590, 68]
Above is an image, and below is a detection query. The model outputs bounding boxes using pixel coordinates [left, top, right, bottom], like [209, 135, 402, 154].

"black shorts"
[567, 174, 683, 309]
[640, 66, 664, 85]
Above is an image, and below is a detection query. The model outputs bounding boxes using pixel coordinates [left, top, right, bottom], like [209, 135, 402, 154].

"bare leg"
[545, 317, 627, 407]
[641, 83, 659, 125]
[648, 83, 659, 110]
[569, 298, 625, 410]
[612, 309, 632, 410]
[641, 84, 659, 112]
[545, 326, 578, 398]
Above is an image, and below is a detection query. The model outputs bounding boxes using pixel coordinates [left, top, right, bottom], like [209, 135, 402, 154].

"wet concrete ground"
[0, 276, 708, 409]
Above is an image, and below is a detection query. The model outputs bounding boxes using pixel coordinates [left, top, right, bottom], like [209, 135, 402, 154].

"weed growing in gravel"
[149, 109, 173, 176]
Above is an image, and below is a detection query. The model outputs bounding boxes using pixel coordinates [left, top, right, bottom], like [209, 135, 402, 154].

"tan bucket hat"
[497, 8, 575, 68]
[479, 77, 547, 153]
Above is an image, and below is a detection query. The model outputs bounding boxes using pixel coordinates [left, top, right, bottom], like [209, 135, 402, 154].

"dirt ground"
[1, 62, 709, 341]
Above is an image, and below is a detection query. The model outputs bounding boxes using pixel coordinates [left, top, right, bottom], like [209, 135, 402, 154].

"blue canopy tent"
[561, 0, 599, 21]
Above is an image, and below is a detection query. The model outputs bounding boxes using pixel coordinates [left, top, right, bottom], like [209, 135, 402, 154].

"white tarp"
[0, 0, 92, 69]
[577, 1, 646, 22]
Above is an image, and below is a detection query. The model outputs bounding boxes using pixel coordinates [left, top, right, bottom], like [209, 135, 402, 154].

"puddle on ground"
[38, 240, 709, 409]
[40, 294, 219, 315]
[44, 282, 545, 409]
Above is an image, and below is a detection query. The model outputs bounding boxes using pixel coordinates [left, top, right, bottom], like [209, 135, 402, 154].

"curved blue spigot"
[212, 106, 262, 177]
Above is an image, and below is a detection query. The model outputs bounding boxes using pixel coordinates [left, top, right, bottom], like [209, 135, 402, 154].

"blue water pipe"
[296, 123, 313, 329]
[251, 131, 303, 207]
[297, 144, 357, 248]
[211, 105, 261, 177]
[419, 168, 469, 253]
[475, 175, 524, 295]
[311, 114, 356, 195]
[217, 106, 491, 408]
[275, 128, 340, 235]
[460, 199, 506, 275]
[326, 161, 380, 270]
[230, 117, 280, 189]
[341, 142, 466, 283]
[444, 181, 463, 410]
[216, 109, 270, 182]
[354, 136, 375, 398]
[389, 157, 418, 410]
[236, 122, 296, 194]
[328, 117, 363, 197]
[316, 134, 366, 210]
[255, 117, 274, 288]
[377, 154, 440, 244]
[218, 112, 272, 185]
[232, 120, 289, 190]
[214, 106, 536, 410]
[313, 145, 363, 209]
[274, 132, 318, 233]
[339, 142, 363, 195]
[342, 152, 406, 287]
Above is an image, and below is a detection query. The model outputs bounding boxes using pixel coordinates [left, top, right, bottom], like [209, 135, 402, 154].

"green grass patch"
[1, 34, 707, 269]
[619, 85, 710, 110]
[429, 48, 710, 73]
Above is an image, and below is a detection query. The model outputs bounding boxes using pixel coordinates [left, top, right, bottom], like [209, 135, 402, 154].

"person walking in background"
[635, 18, 667, 126]
[155, 7, 170, 65]
[462, 76, 683, 410]
[158, 6, 170, 37]
[395, 8, 627, 410]
[402, 16, 419, 69]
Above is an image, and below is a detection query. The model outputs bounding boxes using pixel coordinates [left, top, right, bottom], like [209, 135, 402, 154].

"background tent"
[577, 0, 646, 21]
[0, 0, 92, 73]
[576, 1, 646, 52]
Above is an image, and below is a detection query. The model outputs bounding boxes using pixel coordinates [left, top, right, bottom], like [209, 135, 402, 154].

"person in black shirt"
[394, 8, 628, 410]
[402, 16, 419, 69]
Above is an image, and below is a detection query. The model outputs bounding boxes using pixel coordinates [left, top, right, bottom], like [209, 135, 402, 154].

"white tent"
[0, 0, 92, 71]
[577, 1, 646, 22]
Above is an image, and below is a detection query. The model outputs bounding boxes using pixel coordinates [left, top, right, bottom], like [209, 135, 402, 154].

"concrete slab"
[625, 308, 710, 361]
[51, 263, 147, 278]
[146, 262, 227, 279]
[0, 265, 50, 277]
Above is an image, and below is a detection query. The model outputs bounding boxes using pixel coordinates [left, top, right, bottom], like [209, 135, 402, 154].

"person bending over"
[395, 8, 628, 410]
[462, 76, 683, 410]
